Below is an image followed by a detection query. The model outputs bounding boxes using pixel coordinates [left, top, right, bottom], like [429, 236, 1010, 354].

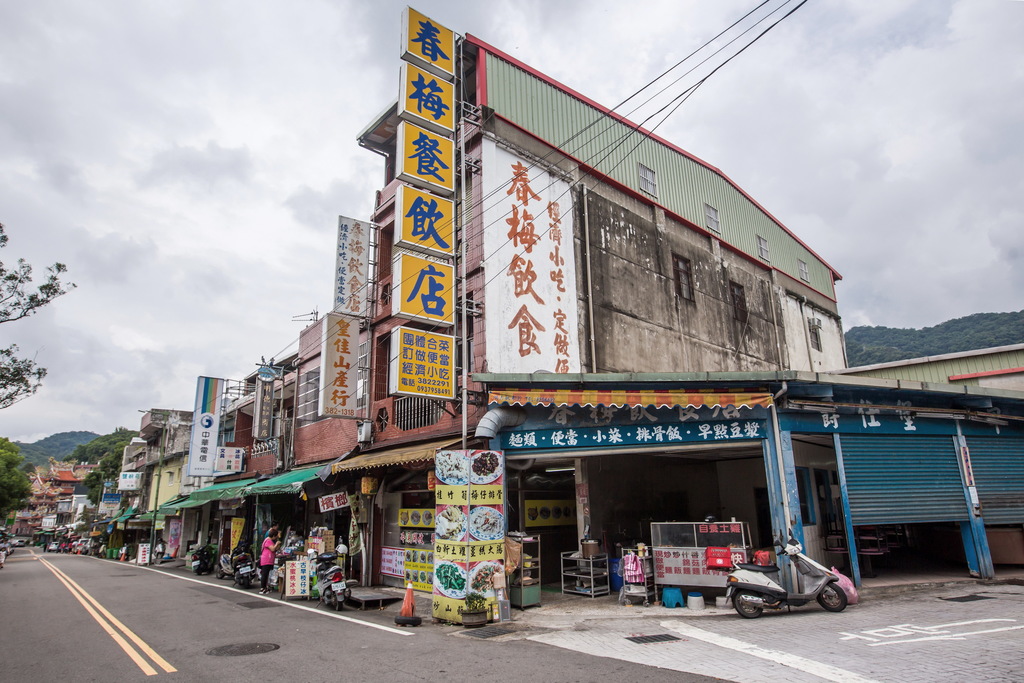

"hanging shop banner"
[481, 140, 581, 374]
[394, 184, 455, 258]
[399, 62, 455, 135]
[118, 472, 142, 491]
[401, 7, 455, 80]
[319, 312, 361, 418]
[254, 378, 275, 440]
[525, 499, 576, 528]
[284, 559, 311, 598]
[214, 447, 245, 475]
[432, 450, 505, 623]
[318, 491, 350, 513]
[392, 253, 455, 326]
[388, 326, 456, 399]
[99, 492, 122, 516]
[187, 376, 224, 477]
[396, 121, 455, 196]
[334, 216, 371, 316]
[166, 518, 182, 558]
[230, 517, 245, 552]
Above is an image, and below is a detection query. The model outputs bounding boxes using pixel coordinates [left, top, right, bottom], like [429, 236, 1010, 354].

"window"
[729, 281, 747, 323]
[798, 259, 810, 283]
[297, 369, 321, 424]
[356, 340, 370, 411]
[638, 163, 657, 196]
[704, 203, 720, 233]
[809, 325, 822, 352]
[757, 235, 770, 261]
[165, 471, 174, 486]
[672, 254, 694, 301]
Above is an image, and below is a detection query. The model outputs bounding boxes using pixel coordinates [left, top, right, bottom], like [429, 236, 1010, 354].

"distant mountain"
[846, 311, 1024, 367]
[13, 431, 100, 467]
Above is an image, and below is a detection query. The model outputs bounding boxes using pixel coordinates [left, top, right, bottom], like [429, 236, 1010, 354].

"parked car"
[47, 541, 60, 551]
[13, 538, 26, 547]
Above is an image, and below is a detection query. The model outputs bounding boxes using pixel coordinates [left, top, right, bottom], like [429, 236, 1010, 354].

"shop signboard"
[399, 508, 434, 529]
[230, 517, 245, 552]
[166, 518, 182, 557]
[118, 472, 143, 491]
[405, 548, 434, 593]
[401, 6, 455, 80]
[188, 376, 224, 477]
[136, 543, 150, 565]
[652, 521, 750, 588]
[319, 312, 361, 418]
[432, 450, 505, 623]
[214, 447, 245, 474]
[394, 184, 455, 259]
[99, 492, 121, 516]
[525, 499, 575, 527]
[501, 420, 768, 451]
[318, 491, 350, 513]
[388, 326, 455, 399]
[254, 378, 275, 440]
[284, 559, 311, 598]
[398, 62, 455, 136]
[392, 253, 455, 326]
[334, 215, 371, 317]
[396, 121, 454, 196]
[381, 546, 405, 578]
[481, 140, 581, 374]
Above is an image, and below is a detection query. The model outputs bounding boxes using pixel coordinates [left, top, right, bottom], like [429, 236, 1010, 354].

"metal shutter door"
[840, 435, 969, 525]
[967, 437, 1024, 524]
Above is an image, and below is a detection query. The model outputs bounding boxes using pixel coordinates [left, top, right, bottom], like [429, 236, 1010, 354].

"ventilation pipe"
[474, 406, 527, 439]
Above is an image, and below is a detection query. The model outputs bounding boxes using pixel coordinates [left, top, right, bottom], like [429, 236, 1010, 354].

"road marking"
[662, 621, 882, 683]
[106, 557, 415, 636]
[39, 556, 175, 676]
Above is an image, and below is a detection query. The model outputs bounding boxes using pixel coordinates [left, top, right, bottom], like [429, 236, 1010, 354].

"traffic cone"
[400, 582, 415, 618]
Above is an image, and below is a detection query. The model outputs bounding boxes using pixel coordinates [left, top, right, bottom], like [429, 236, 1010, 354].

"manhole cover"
[625, 634, 682, 645]
[940, 595, 995, 602]
[237, 601, 280, 609]
[462, 625, 516, 639]
[207, 643, 280, 656]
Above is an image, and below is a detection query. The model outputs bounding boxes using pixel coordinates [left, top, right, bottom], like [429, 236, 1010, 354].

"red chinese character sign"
[481, 142, 580, 373]
[432, 449, 505, 623]
[319, 312, 361, 418]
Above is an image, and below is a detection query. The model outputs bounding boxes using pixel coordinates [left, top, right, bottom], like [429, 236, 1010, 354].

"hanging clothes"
[622, 552, 645, 583]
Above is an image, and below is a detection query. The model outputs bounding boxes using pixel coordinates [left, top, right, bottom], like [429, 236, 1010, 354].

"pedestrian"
[265, 521, 279, 539]
[259, 529, 281, 595]
[0, 540, 8, 568]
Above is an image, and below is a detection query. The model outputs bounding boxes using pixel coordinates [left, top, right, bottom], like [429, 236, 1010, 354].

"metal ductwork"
[474, 406, 527, 439]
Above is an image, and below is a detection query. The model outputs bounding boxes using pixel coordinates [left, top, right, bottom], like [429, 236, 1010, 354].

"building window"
[165, 471, 174, 486]
[297, 369, 321, 425]
[704, 203, 720, 233]
[808, 319, 823, 352]
[356, 340, 370, 411]
[757, 235, 770, 261]
[638, 163, 657, 196]
[672, 254, 694, 301]
[729, 281, 747, 323]
[798, 259, 810, 282]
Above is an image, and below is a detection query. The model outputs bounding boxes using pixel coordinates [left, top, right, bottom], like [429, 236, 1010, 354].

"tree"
[0, 438, 32, 516]
[79, 429, 138, 505]
[0, 222, 76, 408]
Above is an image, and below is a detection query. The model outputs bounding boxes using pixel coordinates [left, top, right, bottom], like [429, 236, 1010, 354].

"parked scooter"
[217, 542, 255, 588]
[313, 545, 356, 611]
[725, 534, 848, 619]
[191, 542, 216, 575]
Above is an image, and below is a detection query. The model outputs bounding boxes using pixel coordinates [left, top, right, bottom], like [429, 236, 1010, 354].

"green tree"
[0, 438, 32, 516]
[78, 429, 138, 505]
[0, 222, 76, 408]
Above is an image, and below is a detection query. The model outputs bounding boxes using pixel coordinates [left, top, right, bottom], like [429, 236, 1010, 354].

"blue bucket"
[609, 558, 623, 591]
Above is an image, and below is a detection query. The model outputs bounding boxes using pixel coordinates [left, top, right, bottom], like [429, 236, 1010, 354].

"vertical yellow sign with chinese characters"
[397, 121, 455, 196]
[399, 62, 455, 136]
[401, 7, 455, 80]
[395, 184, 455, 258]
[392, 252, 455, 326]
[388, 326, 455, 399]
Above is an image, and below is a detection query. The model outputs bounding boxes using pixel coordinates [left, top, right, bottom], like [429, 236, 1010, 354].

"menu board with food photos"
[525, 499, 576, 527]
[432, 449, 505, 624]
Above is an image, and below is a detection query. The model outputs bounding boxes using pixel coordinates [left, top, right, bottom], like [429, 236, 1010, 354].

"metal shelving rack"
[561, 551, 609, 598]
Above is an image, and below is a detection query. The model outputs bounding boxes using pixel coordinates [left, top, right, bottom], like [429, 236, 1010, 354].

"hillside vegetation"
[12, 431, 99, 467]
[846, 311, 1024, 367]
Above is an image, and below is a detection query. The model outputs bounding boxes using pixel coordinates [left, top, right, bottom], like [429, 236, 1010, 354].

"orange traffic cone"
[395, 582, 421, 627]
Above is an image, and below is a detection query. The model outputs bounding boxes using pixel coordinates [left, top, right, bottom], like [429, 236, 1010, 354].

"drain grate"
[626, 633, 682, 645]
[462, 625, 516, 639]
[207, 643, 280, 657]
[940, 594, 995, 603]
[237, 601, 280, 609]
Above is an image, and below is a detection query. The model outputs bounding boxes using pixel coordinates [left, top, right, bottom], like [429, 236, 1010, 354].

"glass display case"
[651, 521, 750, 587]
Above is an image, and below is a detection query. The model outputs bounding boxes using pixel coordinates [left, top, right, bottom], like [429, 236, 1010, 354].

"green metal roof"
[188, 477, 257, 502]
[244, 467, 321, 495]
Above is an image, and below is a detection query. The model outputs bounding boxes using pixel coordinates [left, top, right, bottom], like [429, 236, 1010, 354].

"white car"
[13, 538, 26, 547]
[47, 542, 60, 551]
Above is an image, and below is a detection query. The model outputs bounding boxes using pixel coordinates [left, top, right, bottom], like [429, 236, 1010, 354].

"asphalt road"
[0, 548, 719, 682]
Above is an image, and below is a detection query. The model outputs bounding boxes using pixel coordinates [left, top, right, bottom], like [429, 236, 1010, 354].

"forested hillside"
[12, 431, 99, 467]
[846, 311, 1024, 367]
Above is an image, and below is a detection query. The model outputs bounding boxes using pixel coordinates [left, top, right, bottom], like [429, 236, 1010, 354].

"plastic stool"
[662, 587, 684, 608]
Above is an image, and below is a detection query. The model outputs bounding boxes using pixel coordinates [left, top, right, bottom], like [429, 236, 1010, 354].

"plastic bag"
[831, 566, 858, 605]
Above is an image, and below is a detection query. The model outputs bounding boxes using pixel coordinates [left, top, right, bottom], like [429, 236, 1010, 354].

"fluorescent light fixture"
[544, 466, 574, 473]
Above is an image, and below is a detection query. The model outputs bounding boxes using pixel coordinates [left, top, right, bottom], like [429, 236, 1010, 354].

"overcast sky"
[2, 0, 1022, 443]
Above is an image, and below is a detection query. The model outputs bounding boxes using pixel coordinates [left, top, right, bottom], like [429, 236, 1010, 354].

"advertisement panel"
[187, 376, 224, 477]
[398, 62, 455, 135]
[392, 252, 454, 326]
[319, 312, 361, 418]
[214, 447, 245, 474]
[99, 492, 122, 516]
[481, 141, 581, 374]
[334, 215, 372, 316]
[400, 7, 455, 80]
[396, 121, 454, 196]
[254, 378, 274, 440]
[118, 472, 143, 491]
[394, 184, 455, 258]
[388, 326, 455, 399]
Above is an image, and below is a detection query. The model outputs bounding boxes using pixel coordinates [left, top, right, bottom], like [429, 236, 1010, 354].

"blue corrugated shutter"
[967, 437, 1024, 524]
[840, 435, 969, 524]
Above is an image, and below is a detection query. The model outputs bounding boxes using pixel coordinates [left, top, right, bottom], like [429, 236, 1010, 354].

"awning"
[331, 437, 462, 473]
[488, 389, 774, 409]
[187, 477, 258, 502]
[244, 467, 321, 495]
[114, 507, 137, 523]
[135, 511, 166, 522]
[157, 496, 189, 514]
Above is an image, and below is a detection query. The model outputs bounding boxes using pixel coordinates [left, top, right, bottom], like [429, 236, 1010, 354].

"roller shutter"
[840, 435, 969, 525]
[967, 437, 1024, 524]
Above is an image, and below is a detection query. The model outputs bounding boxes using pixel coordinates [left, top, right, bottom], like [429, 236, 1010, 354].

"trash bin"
[609, 558, 623, 591]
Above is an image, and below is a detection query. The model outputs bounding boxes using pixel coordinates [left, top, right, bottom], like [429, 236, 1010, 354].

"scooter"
[313, 545, 356, 611]
[191, 543, 216, 575]
[725, 534, 848, 619]
[216, 543, 255, 588]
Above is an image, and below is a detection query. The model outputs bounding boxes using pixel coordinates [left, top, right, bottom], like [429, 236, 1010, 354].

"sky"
[2, 0, 1022, 443]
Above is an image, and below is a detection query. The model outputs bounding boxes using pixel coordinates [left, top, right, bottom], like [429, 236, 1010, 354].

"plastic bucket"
[609, 558, 623, 591]
[581, 539, 600, 558]
[687, 592, 705, 610]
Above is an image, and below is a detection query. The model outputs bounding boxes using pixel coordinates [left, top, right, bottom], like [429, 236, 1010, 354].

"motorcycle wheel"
[216, 568, 226, 579]
[733, 590, 764, 619]
[817, 583, 848, 612]
[334, 589, 346, 611]
[323, 590, 337, 611]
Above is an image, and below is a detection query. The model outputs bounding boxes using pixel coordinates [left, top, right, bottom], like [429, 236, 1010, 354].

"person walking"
[259, 529, 281, 595]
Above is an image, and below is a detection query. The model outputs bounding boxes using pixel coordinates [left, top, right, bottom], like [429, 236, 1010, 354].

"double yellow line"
[38, 555, 176, 676]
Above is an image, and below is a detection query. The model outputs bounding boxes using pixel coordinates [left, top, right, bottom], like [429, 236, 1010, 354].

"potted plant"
[462, 592, 489, 627]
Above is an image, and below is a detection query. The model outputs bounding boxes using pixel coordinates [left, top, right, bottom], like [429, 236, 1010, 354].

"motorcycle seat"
[317, 552, 338, 563]
[735, 563, 779, 573]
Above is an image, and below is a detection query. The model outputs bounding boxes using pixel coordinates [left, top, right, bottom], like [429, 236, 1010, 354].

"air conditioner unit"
[357, 421, 373, 443]
[808, 317, 822, 330]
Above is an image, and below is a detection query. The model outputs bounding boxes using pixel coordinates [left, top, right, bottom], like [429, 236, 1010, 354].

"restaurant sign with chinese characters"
[392, 253, 454, 326]
[334, 216, 371, 316]
[481, 140, 580, 374]
[389, 326, 455, 399]
[500, 420, 767, 451]
[394, 184, 455, 258]
[319, 312, 361, 418]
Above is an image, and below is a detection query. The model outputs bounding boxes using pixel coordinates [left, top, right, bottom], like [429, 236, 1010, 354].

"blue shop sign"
[780, 411, 1022, 437]
[500, 419, 767, 451]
